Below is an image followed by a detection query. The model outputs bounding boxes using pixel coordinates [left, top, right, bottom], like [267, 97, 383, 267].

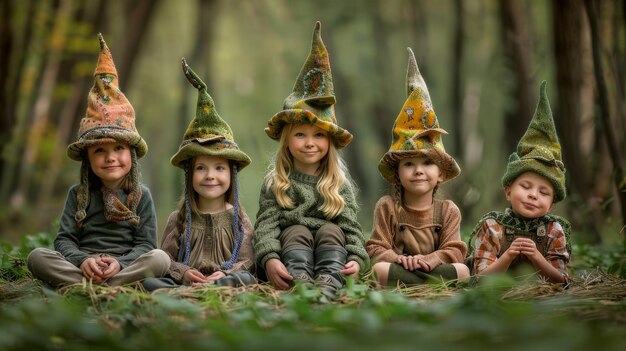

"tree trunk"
[584, 0, 626, 231]
[552, 0, 604, 243]
[451, 0, 464, 158]
[499, 0, 533, 153]
[12, 0, 72, 211]
[118, 0, 160, 90]
[0, 0, 14, 176]
[0, 0, 37, 206]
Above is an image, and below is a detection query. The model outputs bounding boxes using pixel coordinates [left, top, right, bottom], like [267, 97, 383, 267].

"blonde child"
[254, 22, 369, 295]
[27, 34, 170, 288]
[468, 81, 571, 284]
[366, 48, 469, 286]
[141, 59, 256, 291]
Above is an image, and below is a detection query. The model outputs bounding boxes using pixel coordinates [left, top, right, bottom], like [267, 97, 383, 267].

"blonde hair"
[264, 124, 349, 220]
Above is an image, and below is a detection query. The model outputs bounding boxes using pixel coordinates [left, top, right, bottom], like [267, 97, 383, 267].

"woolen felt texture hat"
[378, 47, 460, 184]
[67, 33, 147, 161]
[265, 21, 353, 148]
[501, 81, 567, 202]
[170, 58, 251, 170]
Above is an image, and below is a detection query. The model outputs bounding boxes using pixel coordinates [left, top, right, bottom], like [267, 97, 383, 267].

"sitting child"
[468, 81, 571, 284]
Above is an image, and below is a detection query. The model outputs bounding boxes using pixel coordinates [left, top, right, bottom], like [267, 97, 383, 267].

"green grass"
[1, 233, 625, 351]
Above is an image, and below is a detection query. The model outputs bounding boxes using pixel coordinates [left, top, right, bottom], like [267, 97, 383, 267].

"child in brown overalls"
[366, 48, 469, 287]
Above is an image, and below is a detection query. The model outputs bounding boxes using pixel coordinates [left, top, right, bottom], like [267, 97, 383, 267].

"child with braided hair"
[27, 34, 170, 288]
[141, 59, 255, 291]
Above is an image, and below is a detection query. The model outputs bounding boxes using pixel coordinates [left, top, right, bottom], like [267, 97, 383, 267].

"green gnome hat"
[170, 58, 251, 170]
[265, 21, 353, 148]
[67, 33, 147, 161]
[502, 81, 566, 202]
[378, 47, 460, 184]
[173, 58, 250, 270]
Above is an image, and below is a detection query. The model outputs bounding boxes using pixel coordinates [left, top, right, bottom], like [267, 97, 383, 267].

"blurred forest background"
[0, 0, 624, 248]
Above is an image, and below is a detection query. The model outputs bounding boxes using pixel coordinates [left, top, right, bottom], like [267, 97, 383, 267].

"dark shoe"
[215, 271, 257, 287]
[281, 245, 315, 287]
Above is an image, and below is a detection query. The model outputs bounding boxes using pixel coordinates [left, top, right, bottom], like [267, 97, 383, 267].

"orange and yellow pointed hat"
[67, 34, 147, 161]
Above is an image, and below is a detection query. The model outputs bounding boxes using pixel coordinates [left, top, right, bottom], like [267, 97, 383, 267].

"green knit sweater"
[254, 170, 369, 271]
[54, 184, 158, 268]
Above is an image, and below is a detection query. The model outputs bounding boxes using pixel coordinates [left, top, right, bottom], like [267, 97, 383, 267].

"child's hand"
[340, 260, 360, 277]
[205, 271, 226, 282]
[183, 269, 209, 285]
[506, 237, 537, 259]
[265, 258, 292, 290]
[397, 255, 430, 272]
[513, 237, 539, 259]
[80, 257, 106, 283]
[98, 256, 121, 279]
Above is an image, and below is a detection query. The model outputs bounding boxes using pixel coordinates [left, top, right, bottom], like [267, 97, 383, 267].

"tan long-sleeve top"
[366, 195, 466, 270]
[160, 208, 255, 283]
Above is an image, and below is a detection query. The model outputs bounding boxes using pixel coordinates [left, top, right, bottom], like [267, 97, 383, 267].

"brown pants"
[27, 248, 171, 288]
[278, 223, 345, 250]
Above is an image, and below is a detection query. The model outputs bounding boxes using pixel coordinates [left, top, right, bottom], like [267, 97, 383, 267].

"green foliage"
[572, 243, 626, 278]
[0, 239, 625, 350]
[0, 232, 53, 282]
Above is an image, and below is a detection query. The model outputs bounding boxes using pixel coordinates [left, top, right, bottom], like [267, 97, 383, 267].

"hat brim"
[378, 149, 460, 184]
[170, 141, 251, 170]
[67, 130, 147, 161]
[501, 157, 566, 203]
[265, 109, 352, 148]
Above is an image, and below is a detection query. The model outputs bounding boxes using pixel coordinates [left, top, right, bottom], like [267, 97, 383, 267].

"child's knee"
[372, 262, 390, 284]
[453, 263, 470, 279]
[315, 223, 345, 247]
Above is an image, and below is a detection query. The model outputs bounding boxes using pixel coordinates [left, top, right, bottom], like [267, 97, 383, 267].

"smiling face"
[398, 156, 442, 208]
[287, 123, 330, 175]
[504, 171, 554, 219]
[87, 142, 132, 189]
[192, 155, 231, 212]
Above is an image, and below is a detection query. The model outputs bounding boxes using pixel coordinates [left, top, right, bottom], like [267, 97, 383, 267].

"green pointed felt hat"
[378, 48, 460, 184]
[502, 81, 566, 202]
[265, 21, 353, 148]
[170, 58, 251, 170]
[67, 33, 147, 161]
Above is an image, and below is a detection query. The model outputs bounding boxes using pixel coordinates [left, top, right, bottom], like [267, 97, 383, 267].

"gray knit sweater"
[54, 184, 157, 268]
[254, 170, 369, 271]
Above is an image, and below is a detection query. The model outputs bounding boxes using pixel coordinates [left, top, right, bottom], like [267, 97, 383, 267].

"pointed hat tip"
[181, 58, 207, 91]
[406, 47, 421, 96]
[313, 21, 322, 42]
[97, 33, 107, 50]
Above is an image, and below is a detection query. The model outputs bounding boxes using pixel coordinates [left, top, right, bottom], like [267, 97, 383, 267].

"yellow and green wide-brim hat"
[171, 58, 251, 170]
[265, 21, 352, 148]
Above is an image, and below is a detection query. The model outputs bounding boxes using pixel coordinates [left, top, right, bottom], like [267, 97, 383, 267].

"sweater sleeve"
[337, 182, 369, 272]
[365, 196, 401, 263]
[115, 186, 158, 268]
[159, 211, 190, 283]
[228, 208, 256, 274]
[418, 200, 467, 269]
[253, 183, 283, 269]
[54, 186, 90, 267]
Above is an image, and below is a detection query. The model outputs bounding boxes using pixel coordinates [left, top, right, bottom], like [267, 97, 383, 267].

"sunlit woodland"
[0, 1, 625, 350]
[1, 0, 625, 245]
